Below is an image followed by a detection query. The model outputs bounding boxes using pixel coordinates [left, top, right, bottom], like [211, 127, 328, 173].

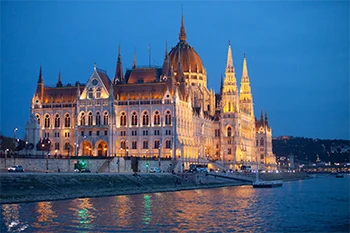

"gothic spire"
[226, 41, 235, 73]
[56, 72, 63, 87]
[220, 73, 223, 94]
[265, 112, 269, 126]
[239, 54, 253, 116]
[114, 44, 124, 84]
[133, 49, 137, 68]
[242, 53, 248, 78]
[179, 10, 187, 41]
[38, 66, 43, 83]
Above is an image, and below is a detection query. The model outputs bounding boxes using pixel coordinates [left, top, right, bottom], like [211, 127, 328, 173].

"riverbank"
[0, 172, 309, 204]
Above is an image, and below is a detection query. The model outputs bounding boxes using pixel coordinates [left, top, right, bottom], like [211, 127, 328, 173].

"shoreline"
[0, 172, 309, 205]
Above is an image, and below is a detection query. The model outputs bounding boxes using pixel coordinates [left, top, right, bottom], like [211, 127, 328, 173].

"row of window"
[125, 129, 171, 136]
[81, 130, 108, 137]
[120, 139, 171, 150]
[37, 114, 72, 128]
[120, 110, 171, 126]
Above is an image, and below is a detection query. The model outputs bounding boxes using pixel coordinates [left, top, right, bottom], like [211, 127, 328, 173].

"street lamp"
[158, 144, 162, 169]
[25, 141, 28, 156]
[126, 147, 129, 171]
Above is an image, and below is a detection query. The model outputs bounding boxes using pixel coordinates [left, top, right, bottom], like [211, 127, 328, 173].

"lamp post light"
[146, 149, 149, 172]
[126, 147, 129, 171]
[55, 149, 58, 158]
[5, 149, 9, 168]
[42, 143, 45, 157]
[118, 148, 122, 173]
[25, 141, 28, 156]
[158, 144, 162, 169]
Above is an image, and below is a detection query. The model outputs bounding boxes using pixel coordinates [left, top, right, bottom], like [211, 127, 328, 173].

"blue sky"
[1, 1, 349, 140]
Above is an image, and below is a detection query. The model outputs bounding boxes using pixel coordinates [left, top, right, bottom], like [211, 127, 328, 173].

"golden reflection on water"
[33, 201, 58, 231]
[113, 195, 133, 227]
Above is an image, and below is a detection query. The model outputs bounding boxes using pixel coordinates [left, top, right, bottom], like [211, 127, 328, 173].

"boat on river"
[253, 180, 283, 188]
[335, 173, 344, 178]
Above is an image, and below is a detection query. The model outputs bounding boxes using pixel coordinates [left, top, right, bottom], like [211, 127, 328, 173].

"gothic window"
[165, 110, 171, 125]
[88, 112, 93, 125]
[131, 112, 138, 126]
[228, 148, 232, 154]
[260, 138, 264, 146]
[165, 139, 171, 149]
[88, 88, 94, 99]
[96, 112, 101, 126]
[36, 114, 40, 125]
[64, 114, 71, 127]
[80, 112, 86, 126]
[227, 127, 232, 137]
[132, 141, 137, 149]
[142, 111, 149, 126]
[96, 87, 101, 99]
[154, 140, 160, 149]
[54, 142, 59, 150]
[120, 112, 127, 126]
[54, 114, 60, 128]
[104, 112, 109, 125]
[120, 140, 126, 149]
[143, 141, 148, 149]
[44, 114, 50, 128]
[154, 111, 160, 125]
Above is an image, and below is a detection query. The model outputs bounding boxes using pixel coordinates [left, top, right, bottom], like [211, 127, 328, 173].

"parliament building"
[25, 13, 277, 171]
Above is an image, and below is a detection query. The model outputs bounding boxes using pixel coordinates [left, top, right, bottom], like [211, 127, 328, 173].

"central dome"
[168, 13, 205, 74]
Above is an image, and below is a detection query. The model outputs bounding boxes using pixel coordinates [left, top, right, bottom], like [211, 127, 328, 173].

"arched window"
[54, 142, 60, 150]
[36, 114, 40, 125]
[120, 112, 126, 126]
[88, 88, 93, 99]
[44, 114, 50, 128]
[228, 102, 232, 112]
[260, 138, 264, 146]
[96, 112, 101, 126]
[142, 112, 149, 126]
[165, 110, 171, 125]
[131, 112, 137, 126]
[54, 114, 60, 128]
[154, 111, 160, 125]
[143, 140, 148, 149]
[80, 112, 85, 126]
[120, 140, 126, 149]
[64, 114, 71, 127]
[88, 112, 93, 125]
[96, 87, 101, 99]
[154, 140, 160, 149]
[227, 127, 232, 137]
[165, 139, 171, 149]
[104, 112, 109, 125]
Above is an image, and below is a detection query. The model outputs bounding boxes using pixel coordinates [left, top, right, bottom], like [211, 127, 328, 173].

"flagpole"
[148, 44, 151, 67]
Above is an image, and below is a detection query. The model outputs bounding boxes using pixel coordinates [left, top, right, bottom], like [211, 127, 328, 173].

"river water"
[1, 174, 349, 232]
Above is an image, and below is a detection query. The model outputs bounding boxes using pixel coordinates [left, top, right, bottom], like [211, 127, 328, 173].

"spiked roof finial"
[179, 9, 187, 41]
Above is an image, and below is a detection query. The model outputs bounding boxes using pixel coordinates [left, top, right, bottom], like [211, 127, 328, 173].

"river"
[1, 174, 349, 232]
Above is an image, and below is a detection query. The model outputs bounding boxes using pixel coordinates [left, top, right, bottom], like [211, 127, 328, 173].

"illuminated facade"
[25, 13, 276, 170]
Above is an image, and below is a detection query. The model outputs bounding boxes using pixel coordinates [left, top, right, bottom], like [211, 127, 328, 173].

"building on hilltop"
[25, 12, 277, 171]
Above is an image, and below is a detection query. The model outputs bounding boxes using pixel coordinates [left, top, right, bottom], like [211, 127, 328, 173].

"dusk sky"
[1, 1, 349, 140]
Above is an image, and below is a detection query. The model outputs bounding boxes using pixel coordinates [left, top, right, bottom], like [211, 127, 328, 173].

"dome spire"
[179, 9, 187, 41]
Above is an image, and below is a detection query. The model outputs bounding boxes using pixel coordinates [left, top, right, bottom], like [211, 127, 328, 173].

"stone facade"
[25, 13, 277, 171]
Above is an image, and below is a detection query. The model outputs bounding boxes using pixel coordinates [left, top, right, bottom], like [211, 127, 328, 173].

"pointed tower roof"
[242, 53, 248, 78]
[133, 49, 137, 68]
[38, 66, 43, 83]
[114, 44, 124, 84]
[179, 10, 187, 41]
[226, 41, 235, 73]
[220, 73, 223, 94]
[56, 72, 63, 87]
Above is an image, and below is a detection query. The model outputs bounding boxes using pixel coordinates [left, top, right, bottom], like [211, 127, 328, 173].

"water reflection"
[142, 194, 152, 225]
[33, 201, 57, 231]
[70, 198, 95, 232]
[1, 175, 349, 232]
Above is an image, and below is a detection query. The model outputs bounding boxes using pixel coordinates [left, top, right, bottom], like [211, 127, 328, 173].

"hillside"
[273, 136, 350, 163]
